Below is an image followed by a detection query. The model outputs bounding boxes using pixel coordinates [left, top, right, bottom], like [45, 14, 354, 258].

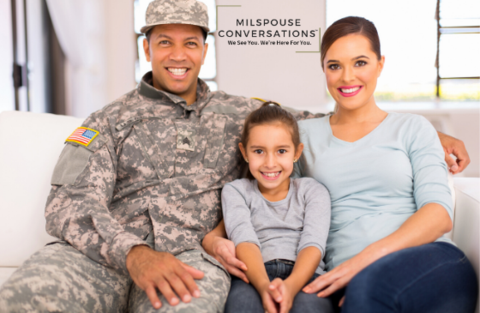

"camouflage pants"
[0, 243, 230, 313]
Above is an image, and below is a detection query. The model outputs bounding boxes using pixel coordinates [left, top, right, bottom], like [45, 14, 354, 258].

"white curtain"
[45, 0, 108, 118]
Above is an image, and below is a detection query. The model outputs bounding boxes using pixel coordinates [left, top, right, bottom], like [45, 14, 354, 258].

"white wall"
[216, 0, 328, 112]
[449, 112, 480, 177]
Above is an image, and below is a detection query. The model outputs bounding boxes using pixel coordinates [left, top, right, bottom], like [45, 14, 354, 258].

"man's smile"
[166, 67, 189, 78]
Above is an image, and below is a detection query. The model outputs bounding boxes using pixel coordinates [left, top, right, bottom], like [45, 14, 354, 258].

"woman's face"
[323, 34, 384, 111]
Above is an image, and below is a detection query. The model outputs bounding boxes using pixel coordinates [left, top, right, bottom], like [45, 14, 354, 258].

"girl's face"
[239, 123, 303, 195]
[323, 34, 384, 111]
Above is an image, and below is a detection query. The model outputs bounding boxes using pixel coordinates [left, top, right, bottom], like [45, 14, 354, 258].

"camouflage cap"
[140, 0, 210, 35]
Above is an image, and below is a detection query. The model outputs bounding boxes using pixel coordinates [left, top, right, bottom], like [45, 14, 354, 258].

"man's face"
[143, 24, 208, 105]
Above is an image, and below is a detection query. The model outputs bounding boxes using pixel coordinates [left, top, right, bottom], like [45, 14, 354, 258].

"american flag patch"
[66, 127, 99, 147]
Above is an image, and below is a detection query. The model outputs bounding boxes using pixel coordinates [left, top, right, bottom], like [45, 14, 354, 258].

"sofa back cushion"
[0, 111, 84, 266]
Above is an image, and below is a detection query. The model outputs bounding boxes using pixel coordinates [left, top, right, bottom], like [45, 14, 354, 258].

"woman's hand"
[302, 248, 378, 298]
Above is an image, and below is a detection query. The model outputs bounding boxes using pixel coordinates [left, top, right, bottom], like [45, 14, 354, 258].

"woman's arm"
[303, 202, 452, 297]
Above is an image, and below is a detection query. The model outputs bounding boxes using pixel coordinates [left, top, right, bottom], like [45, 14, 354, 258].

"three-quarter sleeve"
[407, 116, 453, 220]
[222, 182, 261, 248]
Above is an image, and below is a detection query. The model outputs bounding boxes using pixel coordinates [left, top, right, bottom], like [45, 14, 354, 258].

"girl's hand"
[268, 278, 296, 313]
[259, 282, 280, 313]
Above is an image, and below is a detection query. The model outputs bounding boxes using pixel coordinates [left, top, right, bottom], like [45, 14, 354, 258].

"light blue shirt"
[295, 112, 453, 271]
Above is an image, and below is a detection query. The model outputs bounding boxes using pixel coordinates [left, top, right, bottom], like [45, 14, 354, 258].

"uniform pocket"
[133, 120, 176, 179]
[203, 115, 226, 169]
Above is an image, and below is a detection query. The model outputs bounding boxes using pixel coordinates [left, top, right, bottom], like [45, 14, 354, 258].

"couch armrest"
[452, 177, 479, 313]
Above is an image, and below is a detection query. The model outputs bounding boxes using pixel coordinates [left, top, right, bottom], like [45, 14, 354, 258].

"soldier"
[0, 0, 470, 312]
[0, 1, 258, 312]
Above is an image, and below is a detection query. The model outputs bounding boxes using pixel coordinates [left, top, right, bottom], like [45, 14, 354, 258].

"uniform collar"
[138, 72, 212, 114]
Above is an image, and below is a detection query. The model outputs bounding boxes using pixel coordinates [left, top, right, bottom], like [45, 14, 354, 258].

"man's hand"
[126, 245, 204, 309]
[203, 235, 249, 283]
[438, 132, 470, 174]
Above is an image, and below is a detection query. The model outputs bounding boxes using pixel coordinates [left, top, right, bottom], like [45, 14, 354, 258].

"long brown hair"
[321, 16, 381, 69]
[241, 101, 301, 179]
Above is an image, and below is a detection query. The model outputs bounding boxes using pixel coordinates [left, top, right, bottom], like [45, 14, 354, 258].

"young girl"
[222, 102, 333, 313]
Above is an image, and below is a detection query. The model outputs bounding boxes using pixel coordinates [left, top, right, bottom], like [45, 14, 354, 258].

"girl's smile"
[239, 123, 303, 202]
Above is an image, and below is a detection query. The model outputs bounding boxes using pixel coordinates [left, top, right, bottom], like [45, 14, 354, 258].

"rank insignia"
[66, 127, 99, 147]
[176, 129, 196, 151]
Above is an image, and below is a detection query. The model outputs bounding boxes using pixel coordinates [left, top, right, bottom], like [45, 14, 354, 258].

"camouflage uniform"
[0, 73, 324, 312]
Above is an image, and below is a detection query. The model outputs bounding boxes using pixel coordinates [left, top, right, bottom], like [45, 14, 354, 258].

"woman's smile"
[337, 85, 363, 97]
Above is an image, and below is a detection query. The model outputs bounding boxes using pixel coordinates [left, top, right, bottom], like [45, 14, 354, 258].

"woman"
[204, 17, 477, 312]
[295, 16, 478, 312]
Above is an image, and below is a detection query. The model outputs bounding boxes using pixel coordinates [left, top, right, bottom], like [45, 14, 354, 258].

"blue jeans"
[225, 259, 335, 313]
[337, 242, 478, 313]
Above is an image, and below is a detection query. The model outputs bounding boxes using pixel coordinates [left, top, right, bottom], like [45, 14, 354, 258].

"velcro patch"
[176, 129, 196, 151]
[66, 127, 99, 147]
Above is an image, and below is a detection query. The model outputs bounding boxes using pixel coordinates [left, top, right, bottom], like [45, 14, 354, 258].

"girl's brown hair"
[241, 101, 301, 179]
[321, 16, 381, 69]
[241, 101, 300, 149]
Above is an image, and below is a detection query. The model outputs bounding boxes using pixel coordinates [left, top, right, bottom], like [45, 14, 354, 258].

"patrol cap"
[140, 0, 210, 35]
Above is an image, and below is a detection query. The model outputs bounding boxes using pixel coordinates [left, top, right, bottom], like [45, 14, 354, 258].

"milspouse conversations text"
[218, 18, 317, 38]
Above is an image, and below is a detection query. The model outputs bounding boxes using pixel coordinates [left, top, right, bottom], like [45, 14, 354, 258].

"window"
[437, 0, 480, 100]
[326, 0, 479, 101]
[133, 0, 218, 91]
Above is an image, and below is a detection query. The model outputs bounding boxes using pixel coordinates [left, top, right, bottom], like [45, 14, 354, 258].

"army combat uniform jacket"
[45, 72, 323, 275]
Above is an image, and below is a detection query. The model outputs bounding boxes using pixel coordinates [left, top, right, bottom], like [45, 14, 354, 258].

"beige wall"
[215, 0, 328, 112]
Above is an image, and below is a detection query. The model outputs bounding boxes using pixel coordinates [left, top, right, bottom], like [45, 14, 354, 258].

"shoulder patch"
[66, 127, 99, 147]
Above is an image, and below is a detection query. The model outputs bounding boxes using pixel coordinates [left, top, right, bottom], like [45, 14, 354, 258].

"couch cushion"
[0, 111, 84, 267]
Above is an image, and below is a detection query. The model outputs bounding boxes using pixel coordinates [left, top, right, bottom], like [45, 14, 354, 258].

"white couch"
[0, 111, 479, 311]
